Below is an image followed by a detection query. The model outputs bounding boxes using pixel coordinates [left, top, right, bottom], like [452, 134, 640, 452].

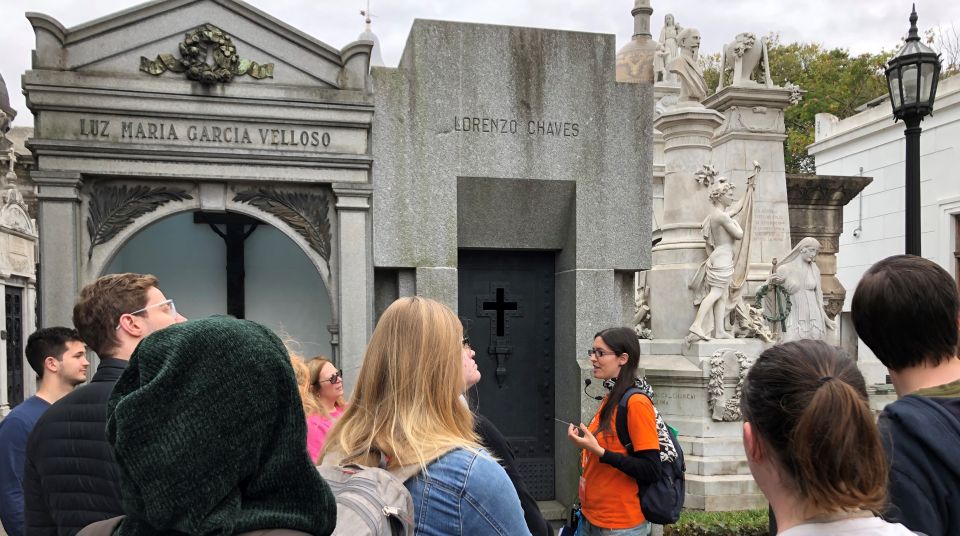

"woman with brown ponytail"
[741, 340, 916, 535]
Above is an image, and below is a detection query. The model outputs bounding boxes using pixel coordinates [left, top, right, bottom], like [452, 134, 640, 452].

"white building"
[808, 74, 960, 384]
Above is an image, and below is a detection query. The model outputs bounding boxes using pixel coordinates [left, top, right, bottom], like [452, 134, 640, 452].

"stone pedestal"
[785, 173, 872, 319]
[704, 86, 794, 286]
[649, 106, 724, 339]
[641, 338, 769, 511]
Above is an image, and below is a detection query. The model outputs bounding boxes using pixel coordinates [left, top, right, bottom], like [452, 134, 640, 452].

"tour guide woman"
[567, 327, 669, 536]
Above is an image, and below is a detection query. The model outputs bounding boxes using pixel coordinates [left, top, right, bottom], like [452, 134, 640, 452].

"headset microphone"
[583, 378, 604, 401]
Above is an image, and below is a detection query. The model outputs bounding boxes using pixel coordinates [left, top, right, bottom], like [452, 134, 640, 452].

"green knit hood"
[106, 316, 336, 536]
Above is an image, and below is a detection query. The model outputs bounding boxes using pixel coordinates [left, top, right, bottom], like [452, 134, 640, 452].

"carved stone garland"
[140, 24, 274, 85]
[233, 188, 332, 262]
[87, 184, 193, 259]
[707, 349, 753, 422]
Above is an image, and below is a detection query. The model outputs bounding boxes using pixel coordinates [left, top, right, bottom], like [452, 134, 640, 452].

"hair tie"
[817, 376, 834, 387]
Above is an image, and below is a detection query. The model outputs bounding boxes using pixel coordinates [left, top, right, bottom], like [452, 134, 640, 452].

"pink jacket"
[306, 407, 344, 463]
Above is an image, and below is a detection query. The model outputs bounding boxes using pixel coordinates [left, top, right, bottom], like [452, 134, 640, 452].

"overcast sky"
[2, 0, 959, 127]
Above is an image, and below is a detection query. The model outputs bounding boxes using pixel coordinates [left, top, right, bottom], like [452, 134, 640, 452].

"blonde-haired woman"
[302, 357, 347, 463]
[321, 296, 530, 535]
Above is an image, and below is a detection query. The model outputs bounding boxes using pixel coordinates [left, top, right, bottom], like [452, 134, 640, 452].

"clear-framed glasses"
[317, 370, 343, 385]
[586, 348, 618, 359]
[115, 299, 177, 330]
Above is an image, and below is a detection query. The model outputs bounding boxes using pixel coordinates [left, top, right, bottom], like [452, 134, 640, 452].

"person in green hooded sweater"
[82, 315, 336, 536]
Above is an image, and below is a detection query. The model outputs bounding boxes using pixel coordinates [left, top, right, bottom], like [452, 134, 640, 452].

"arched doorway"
[104, 211, 333, 358]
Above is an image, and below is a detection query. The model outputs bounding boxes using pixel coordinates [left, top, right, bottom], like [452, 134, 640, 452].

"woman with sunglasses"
[304, 357, 347, 463]
[321, 297, 530, 535]
[566, 327, 671, 536]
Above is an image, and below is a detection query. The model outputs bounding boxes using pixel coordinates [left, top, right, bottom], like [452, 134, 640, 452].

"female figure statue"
[767, 237, 837, 342]
[688, 176, 751, 340]
[654, 14, 681, 83]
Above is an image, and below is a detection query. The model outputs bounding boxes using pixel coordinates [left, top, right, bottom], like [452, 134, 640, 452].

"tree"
[925, 24, 960, 78]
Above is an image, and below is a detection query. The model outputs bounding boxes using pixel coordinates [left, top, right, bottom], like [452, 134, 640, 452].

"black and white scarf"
[602, 377, 678, 462]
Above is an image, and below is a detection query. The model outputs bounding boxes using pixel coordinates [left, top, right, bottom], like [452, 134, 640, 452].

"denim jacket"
[405, 448, 532, 536]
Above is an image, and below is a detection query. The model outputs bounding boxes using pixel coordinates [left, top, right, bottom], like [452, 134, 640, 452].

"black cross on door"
[483, 287, 518, 336]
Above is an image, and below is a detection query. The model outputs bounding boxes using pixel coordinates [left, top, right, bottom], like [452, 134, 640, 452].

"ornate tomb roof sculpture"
[140, 24, 274, 84]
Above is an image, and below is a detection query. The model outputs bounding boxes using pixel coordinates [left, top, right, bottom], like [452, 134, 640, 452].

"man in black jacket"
[23, 273, 186, 536]
[852, 255, 960, 536]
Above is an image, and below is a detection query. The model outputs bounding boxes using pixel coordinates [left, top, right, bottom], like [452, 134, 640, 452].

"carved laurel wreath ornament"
[707, 349, 753, 422]
[140, 24, 274, 85]
[233, 188, 332, 261]
[87, 184, 193, 259]
[754, 283, 792, 328]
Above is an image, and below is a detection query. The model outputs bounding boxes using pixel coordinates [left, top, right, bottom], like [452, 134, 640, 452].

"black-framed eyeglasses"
[462, 337, 471, 350]
[586, 348, 618, 358]
[317, 370, 343, 385]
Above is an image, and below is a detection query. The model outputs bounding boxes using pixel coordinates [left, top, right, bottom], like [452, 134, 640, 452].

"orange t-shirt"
[580, 393, 659, 529]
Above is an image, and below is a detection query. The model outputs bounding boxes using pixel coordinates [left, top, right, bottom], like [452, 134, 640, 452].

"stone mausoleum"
[12, 0, 654, 511]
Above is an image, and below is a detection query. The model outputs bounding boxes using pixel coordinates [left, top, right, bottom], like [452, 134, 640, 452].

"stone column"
[785, 173, 872, 319]
[648, 107, 724, 339]
[333, 184, 373, 394]
[704, 86, 794, 285]
[34, 171, 83, 328]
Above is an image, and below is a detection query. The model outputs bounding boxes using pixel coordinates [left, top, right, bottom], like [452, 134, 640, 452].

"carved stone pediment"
[27, 2, 371, 89]
[0, 202, 36, 236]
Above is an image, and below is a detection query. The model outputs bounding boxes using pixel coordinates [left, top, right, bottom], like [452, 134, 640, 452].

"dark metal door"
[458, 250, 555, 500]
[6, 286, 24, 408]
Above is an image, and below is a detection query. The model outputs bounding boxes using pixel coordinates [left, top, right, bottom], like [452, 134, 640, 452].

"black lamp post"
[885, 5, 941, 255]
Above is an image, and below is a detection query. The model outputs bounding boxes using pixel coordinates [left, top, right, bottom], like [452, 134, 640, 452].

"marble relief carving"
[140, 24, 275, 85]
[233, 188, 332, 261]
[86, 184, 193, 259]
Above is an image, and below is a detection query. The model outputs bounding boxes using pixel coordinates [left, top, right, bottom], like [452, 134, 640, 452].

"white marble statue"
[716, 32, 774, 90]
[765, 237, 836, 341]
[669, 28, 708, 105]
[688, 171, 756, 340]
[654, 14, 681, 84]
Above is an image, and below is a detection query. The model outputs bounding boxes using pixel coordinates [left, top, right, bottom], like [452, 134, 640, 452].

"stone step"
[684, 454, 751, 476]
[536, 499, 567, 521]
[676, 434, 746, 456]
[683, 492, 767, 512]
[666, 417, 744, 438]
[684, 473, 760, 497]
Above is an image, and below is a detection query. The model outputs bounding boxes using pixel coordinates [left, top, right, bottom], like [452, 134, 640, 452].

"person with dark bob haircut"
[851, 255, 960, 535]
[741, 340, 912, 535]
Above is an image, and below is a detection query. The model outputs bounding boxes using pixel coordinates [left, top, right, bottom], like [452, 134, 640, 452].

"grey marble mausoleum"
[18, 0, 654, 507]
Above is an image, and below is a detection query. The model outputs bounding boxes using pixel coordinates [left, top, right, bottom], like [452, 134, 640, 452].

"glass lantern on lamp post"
[885, 4, 941, 255]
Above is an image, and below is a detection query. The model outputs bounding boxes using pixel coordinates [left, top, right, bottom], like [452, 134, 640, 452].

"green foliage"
[663, 509, 769, 536]
[767, 38, 892, 173]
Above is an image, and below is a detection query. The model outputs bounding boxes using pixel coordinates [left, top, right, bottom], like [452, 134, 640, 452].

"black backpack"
[614, 387, 686, 525]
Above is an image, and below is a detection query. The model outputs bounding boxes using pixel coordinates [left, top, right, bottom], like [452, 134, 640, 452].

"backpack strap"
[615, 387, 646, 455]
